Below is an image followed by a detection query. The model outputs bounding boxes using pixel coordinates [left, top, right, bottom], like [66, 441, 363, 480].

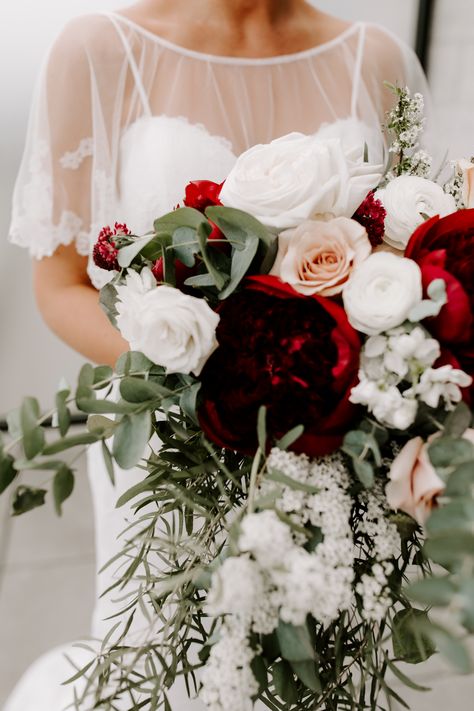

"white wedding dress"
[5, 11, 431, 710]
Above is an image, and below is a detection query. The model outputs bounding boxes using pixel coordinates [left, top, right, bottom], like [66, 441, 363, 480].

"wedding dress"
[4, 11, 431, 710]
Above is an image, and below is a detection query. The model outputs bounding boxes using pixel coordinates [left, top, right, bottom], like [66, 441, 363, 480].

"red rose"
[198, 275, 361, 457]
[405, 210, 474, 379]
[183, 180, 227, 250]
[151, 257, 196, 289]
[183, 180, 223, 212]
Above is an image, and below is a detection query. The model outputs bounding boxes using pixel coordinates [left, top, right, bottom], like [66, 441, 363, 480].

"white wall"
[0, 0, 418, 415]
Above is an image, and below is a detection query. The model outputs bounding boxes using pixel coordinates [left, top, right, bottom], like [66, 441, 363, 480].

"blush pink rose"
[386, 429, 474, 525]
[270, 217, 371, 297]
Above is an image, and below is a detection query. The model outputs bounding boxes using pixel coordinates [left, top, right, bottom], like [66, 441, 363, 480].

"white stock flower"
[350, 377, 418, 430]
[342, 253, 422, 335]
[116, 268, 219, 375]
[410, 365, 472, 409]
[375, 176, 456, 250]
[220, 132, 383, 231]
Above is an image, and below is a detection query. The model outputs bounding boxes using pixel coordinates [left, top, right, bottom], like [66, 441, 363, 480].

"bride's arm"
[34, 244, 128, 367]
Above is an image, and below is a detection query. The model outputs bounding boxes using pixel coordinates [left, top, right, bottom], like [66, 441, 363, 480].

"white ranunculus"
[219, 131, 383, 231]
[116, 268, 219, 375]
[342, 253, 423, 336]
[375, 176, 456, 250]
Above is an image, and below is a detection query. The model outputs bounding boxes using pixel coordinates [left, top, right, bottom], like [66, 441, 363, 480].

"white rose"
[342, 253, 423, 335]
[116, 268, 219, 375]
[219, 132, 383, 231]
[375, 176, 456, 250]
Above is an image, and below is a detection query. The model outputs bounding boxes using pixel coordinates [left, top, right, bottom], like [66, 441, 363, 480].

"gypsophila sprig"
[385, 83, 433, 179]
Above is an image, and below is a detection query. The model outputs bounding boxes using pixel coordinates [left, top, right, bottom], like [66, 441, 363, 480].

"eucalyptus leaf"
[415, 621, 472, 674]
[87, 415, 117, 438]
[55, 390, 71, 437]
[277, 620, 315, 662]
[424, 530, 474, 566]
[407, 576, 457, 607]
[183, 273, 217, 288]
[0, 451, 17, 495]
[257, 406, 267, 452]
[205, 206, 272, 247]
[117, 234, 156, 268]
[153, 207, 206, 234]
[53, 465, 75, 516]
[428, 437, 474, 470]
[443, 402, 472, 438]
[218, 234, 259, 300]
[113, 411, 151, 469]
[172, 226, 199, 267]
[99, 283, 119, 327]
[353, 458, 375, 489]
[276, 425, 304, 451]
[392, 609, 436, 664]
[43, 433, 100, 456]
[426, 499, 474, 536]
[196, 222, 228, 291]
[120, 377, 171, 403]
[267, 468, 319, 494]
[115, 351, 154, 376]
[20, 397, 45, 460]
[12, 485, 47, 516]
[179, 383, 201, 426]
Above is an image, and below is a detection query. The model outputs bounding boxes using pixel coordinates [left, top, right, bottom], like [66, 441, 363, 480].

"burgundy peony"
[405, 210, 474, 379]
[93, 223, 131, 271]
[198, 275, 361, 457]
[352, 191, 386, 248]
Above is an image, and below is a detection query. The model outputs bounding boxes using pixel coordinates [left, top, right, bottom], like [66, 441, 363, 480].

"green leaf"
[276, 425, 304, 451]
[443, 402, 472, 438]
[426, 499, 474, 536]
[386, 660, 431, 692]
[87, 415, 117, 438]
[424, 531, 474, 566]
[392, 609, 436, 664]
[267, 468, 319, 495]
[93, 365, 114, 387]
[154, 207, 206, 234]
[117, 234, 156, 268]
[20, 397, 45, 460]
[183, 272, 217, 288]
[172, 226, 199, 267]
[119, 377, 170, 403]
[445, 462, 474, 497]
[0, 450, 17, 495]
[459, 578, 474, 633]
[272, 660, 298, 704]
[42, 433, 100, 455]
[416, 621, 471, 674]
[205, 206, 272, 248]
[218, 234, 259, 300]
[7, 408, 22, 440]
[290, 659, 321, 693]
[101, 440, 115, 486]
[257, 406, 267, 452]
[115, 351, 154, 376]
[250, 655, 268, 693]
[99, 283, 119, 327]
[277, 620, 315, 662]
[12, 485, 47, 516]
[53, 465, 75, 516]
[353, 458, 375, 489]
[78, 363, 95, 390]
[179, 382, 201, 426]
[428, 437, 474, 471]
[407, 577, 457, 607]
[112, 411, 151, 469]
[196, 222, 228, 290]
[55, 390, 71, 437]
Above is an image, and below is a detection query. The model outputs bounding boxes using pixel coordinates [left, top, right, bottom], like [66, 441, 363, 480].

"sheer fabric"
[9, 11, 431, 289]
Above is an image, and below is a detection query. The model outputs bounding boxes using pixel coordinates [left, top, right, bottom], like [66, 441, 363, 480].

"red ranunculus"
[198, 275, 361, 457]
[405, 210, 474, 379]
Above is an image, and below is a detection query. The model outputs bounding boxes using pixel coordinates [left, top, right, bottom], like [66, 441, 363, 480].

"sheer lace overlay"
[9, 12, 431, 288]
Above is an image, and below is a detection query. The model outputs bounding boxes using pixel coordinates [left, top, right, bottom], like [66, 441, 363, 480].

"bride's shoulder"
[46, 13, 126, 69]
[361, 22, 420, 83]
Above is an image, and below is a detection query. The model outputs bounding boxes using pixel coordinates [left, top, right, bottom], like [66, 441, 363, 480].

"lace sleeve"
[8, 15, 121, 263]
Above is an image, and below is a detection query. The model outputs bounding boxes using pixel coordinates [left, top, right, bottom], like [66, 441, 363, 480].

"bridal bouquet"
[2, 86, 474, 710]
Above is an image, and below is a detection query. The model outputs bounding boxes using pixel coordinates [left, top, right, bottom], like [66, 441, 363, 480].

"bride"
[5, 1, 430, 708]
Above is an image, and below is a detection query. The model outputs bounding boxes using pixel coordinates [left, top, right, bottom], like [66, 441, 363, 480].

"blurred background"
[0, 0, 473, 707]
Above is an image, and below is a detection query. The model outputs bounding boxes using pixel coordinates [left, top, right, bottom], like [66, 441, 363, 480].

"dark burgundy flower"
[352, 191, 386, 248]
[92, 223, 131, 271]
[198, 275, 361, 457]
[405, 210, 474, 381]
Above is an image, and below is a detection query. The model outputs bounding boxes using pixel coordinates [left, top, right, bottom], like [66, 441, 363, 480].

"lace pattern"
[59, 137, 94, 170]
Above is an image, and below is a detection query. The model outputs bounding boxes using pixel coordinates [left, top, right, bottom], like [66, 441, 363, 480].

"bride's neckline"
[106, 11, 363, 66]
